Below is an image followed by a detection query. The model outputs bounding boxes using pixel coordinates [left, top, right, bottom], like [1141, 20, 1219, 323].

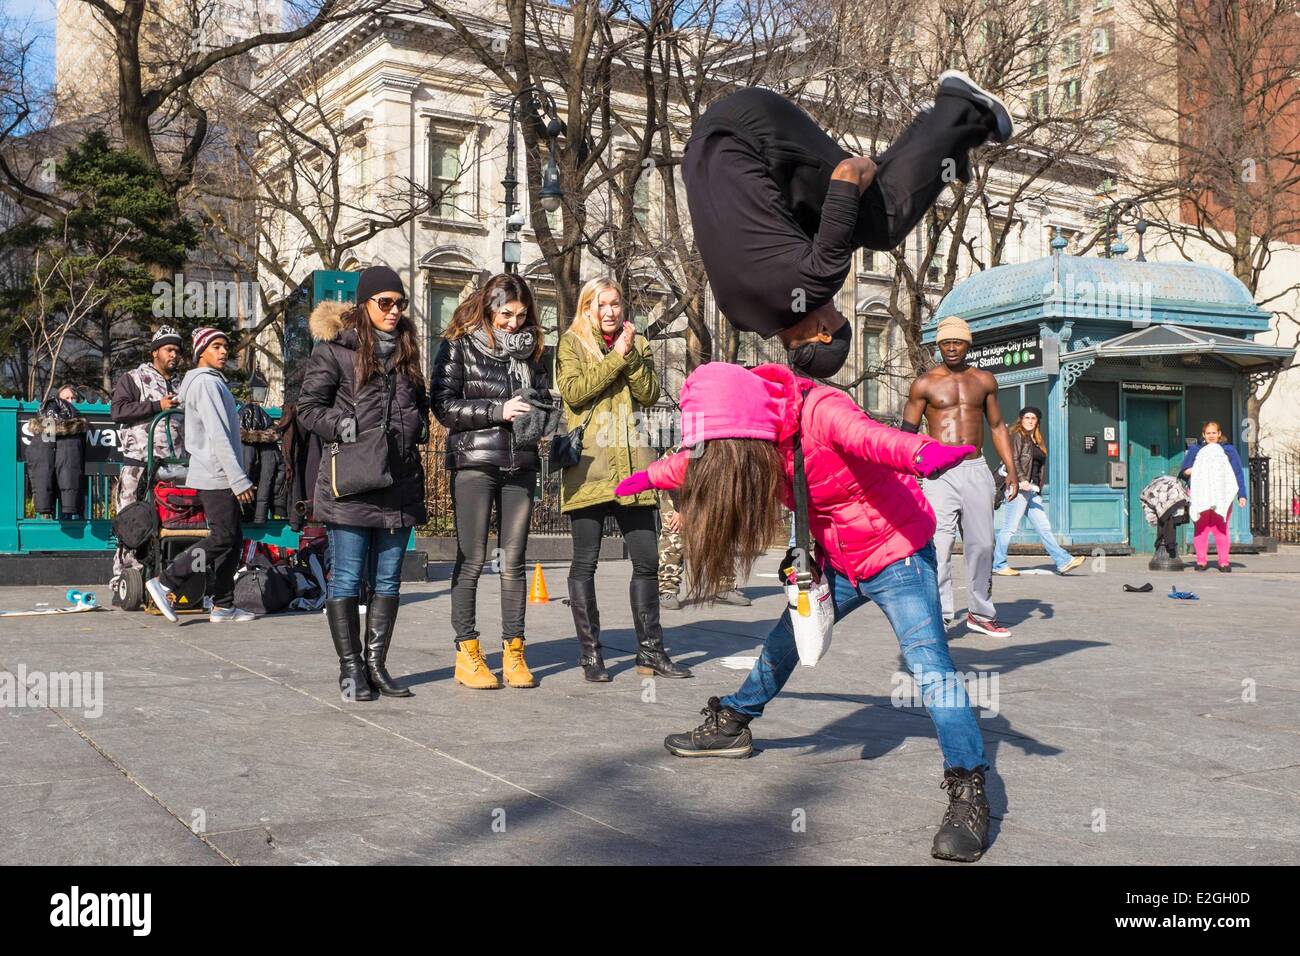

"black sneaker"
[664, 697, 754, 759]
[1218, 564, 1232, 573]
[931, 767, 990, 862]
[937, 70, 1015, 142]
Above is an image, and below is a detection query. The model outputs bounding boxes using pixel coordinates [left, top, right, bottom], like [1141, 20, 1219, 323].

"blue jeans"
[992, 492, 1072, 571]
[327, 525, 411, 599]
[722, 543, 987, 771]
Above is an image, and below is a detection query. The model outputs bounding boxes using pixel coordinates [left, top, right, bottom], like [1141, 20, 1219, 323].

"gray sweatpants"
[922, 458, 996, 620]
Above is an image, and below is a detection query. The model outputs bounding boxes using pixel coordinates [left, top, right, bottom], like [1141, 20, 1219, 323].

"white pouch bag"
[787, 402, 833, 667]
[786, 572, 834, 666]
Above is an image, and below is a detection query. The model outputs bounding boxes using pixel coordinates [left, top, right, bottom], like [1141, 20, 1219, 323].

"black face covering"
[788, 320, 852, 379]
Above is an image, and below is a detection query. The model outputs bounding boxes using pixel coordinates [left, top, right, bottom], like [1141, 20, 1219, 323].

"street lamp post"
[500, 85, 564, 274]
[1100, 198, 1148, 261]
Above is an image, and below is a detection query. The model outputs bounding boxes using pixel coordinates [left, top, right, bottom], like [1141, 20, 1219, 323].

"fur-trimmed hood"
[241, 427, 280, 445]
[32, 415, 87, 436]
[309, 300, 350, 343]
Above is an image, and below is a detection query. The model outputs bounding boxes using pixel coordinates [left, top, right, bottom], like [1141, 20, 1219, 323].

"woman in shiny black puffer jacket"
[430, 335, 549, 473]
[429, 274, 551, 690]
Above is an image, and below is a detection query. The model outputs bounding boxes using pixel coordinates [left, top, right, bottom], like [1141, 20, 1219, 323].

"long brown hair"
[347, 304, 425, 392]
[1012, 418, 1047, 454]
[679, 439, 788, 602]
[442, 273, 545, 362]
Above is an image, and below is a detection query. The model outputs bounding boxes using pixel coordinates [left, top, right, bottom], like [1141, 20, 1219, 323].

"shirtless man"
[903, 315, 1018, 639]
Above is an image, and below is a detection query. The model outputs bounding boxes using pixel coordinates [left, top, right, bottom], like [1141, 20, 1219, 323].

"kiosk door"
[1127, 397, 1180, 553]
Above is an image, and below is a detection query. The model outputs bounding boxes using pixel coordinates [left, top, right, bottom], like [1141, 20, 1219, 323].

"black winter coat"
[430, 335, 549, 472]
[23, 407, 87, 515]
[297, 306, 429, 529]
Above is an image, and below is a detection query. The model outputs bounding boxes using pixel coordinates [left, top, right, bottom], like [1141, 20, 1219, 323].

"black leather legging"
[450, 466, 536, 644]
[568, 502, 659, 583]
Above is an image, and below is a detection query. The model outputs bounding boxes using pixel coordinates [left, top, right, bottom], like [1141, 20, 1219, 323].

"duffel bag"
[233, 558, 295, 615]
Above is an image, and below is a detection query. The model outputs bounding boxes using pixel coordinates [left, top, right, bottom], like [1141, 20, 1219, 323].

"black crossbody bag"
[328, 373, 395, 498]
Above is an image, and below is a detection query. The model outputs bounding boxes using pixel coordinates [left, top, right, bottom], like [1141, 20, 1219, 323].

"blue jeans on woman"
[328, 525, 411, 599]
[721, 543, 987, 771]
[992, 491, 1072, 571]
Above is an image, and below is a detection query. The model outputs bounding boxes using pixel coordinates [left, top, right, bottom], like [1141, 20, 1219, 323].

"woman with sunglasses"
[557, 277, 690, 682]
[299, 265, 429, 702]
[431, 274, 551, 690]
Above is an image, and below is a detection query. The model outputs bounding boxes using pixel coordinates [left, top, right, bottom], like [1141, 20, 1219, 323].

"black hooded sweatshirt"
[681, 87, 862, 338]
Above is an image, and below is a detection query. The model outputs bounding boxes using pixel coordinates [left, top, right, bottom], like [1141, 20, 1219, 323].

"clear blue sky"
[3, 0, 55, 92]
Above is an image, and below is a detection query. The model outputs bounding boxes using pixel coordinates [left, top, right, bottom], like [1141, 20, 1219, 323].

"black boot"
[930, 767, 990, 862]
[664, 697, 753, 758]
[568, 578, 610, 682]
[363, 594, 413, 697]
[630, 577, 692, 679]
[326, 598, 377, 702]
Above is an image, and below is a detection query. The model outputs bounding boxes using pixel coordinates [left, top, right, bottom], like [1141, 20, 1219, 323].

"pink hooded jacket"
[652, 364, 937, 585]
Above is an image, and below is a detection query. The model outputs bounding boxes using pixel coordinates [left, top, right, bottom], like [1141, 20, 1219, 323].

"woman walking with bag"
[298, 265, 428, 702]
[1180, 420, 1247, 572]
[615, 362, 992, 862]
[431, 274, 554, 690]
[991, 407, 1085, 577]
[557, 277, 690, 682]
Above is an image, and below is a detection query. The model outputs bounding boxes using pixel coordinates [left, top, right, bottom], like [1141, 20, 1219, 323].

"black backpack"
[112, 500, 160, 551]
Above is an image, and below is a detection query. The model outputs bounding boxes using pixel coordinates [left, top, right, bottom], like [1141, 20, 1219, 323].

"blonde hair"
[564, 277, 624, 359]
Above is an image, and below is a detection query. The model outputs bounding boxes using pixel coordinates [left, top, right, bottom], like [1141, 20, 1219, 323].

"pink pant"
[1193, 507, 1232, 567]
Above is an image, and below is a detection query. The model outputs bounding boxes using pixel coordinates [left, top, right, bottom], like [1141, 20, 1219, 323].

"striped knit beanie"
[192, 327, 227, 361]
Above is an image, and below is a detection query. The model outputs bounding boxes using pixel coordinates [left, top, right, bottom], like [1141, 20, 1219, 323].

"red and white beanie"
[192, 326, 227, 361]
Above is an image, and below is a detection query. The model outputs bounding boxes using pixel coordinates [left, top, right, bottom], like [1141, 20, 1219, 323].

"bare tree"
[191, 52, 470, 377]
[1120, 0, 1300, 452]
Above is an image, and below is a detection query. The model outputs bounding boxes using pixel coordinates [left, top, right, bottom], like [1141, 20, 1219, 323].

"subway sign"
[967, 333, 1043, 372]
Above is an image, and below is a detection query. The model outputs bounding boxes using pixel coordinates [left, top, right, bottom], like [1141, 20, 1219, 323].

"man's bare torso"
[912, 365, 998, 461]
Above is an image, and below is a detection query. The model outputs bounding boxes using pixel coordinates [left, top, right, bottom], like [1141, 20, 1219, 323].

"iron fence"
[1257, 452, 1300, 544]
[421, 429, 677, 538]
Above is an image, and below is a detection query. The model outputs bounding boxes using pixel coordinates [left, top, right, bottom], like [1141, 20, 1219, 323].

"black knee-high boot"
[568, 578, 610, 682]
[630, 578, 692, 679]
[326, 598, 377, 702]
[364, 594, 413, 697]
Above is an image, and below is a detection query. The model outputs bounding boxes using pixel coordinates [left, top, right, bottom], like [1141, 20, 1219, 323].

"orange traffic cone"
[529, 563, 550, 604]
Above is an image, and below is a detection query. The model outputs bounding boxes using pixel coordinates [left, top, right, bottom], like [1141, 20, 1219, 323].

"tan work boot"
[455, 638, 500, 689]
[501, 637, 537, 688]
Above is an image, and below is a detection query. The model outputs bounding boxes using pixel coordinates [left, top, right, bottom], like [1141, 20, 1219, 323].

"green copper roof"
[925, 255, 1271, 339]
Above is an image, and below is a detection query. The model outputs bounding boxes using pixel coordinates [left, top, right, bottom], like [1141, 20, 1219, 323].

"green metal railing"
[1, 397, 298, 554]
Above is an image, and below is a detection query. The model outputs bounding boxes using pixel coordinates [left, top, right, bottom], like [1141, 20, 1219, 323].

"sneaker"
[1195, 564, 1208, 572]
[937, 70, 1015, 142]
[931, 767, 991, 862]
[1058, 555, 1087, 575]
[659, 591, 682, 610]
[145, 577, 179, 623]
[966, 613, 1011, 638]
[664, 697, 754, 759]
[993, 567, 1020, 577]
[715, 588, 752, 607]
[1218, 564, 1232, 573]
[210, 606, 256, 623]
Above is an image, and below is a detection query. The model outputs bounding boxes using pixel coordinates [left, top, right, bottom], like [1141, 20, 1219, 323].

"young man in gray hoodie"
[146, 328, 257, 623]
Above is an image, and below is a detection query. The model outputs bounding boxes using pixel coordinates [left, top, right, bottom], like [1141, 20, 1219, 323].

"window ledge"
[418, 217, 489, 236]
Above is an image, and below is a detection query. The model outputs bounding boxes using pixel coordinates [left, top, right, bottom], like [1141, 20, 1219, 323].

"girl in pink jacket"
[616, 362, 991, 862]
